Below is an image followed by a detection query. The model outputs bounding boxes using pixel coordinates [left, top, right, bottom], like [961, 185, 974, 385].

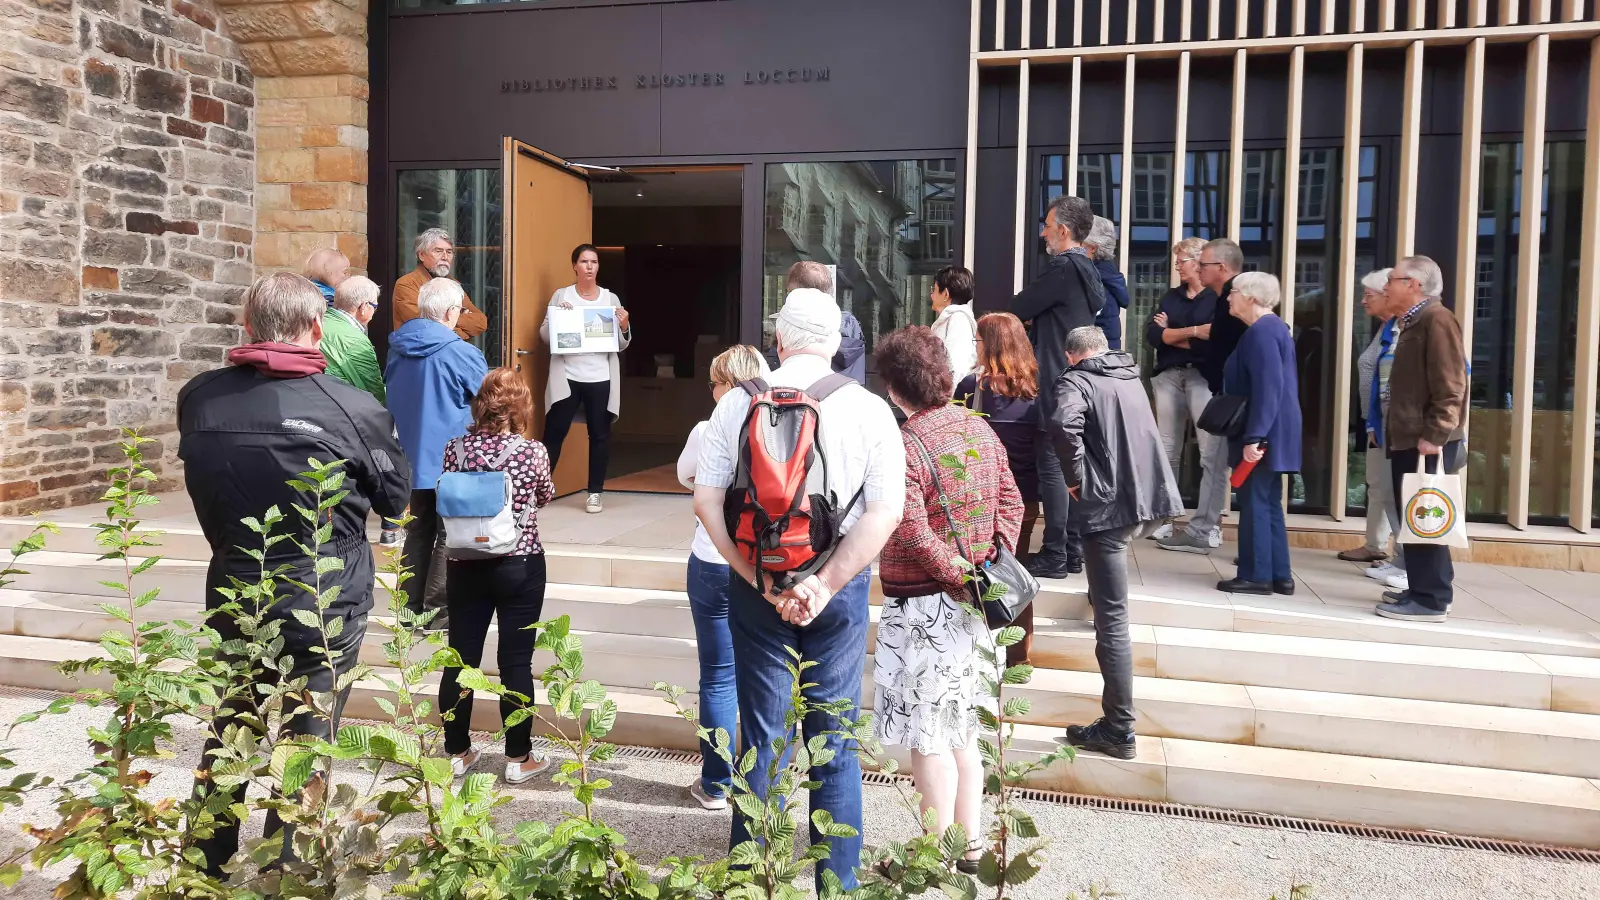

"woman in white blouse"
[675, 345, 769, 811]
[539, 243, 632, 514]
[929, 265, 978, 382]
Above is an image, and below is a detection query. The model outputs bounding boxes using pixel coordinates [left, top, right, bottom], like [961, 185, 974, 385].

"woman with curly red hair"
[437, 367, 556, 785]
[956, 311, 1040, 664]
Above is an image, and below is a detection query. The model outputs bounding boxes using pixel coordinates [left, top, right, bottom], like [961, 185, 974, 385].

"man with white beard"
[391, 227, 488, 340]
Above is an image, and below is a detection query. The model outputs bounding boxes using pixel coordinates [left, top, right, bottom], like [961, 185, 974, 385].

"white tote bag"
[1398, 453, 1470, 549]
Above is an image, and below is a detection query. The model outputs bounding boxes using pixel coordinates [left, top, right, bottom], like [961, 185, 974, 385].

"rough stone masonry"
[0, 0, 256, 514]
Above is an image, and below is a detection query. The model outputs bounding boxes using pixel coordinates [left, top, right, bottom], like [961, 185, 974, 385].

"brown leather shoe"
[1337, 547, 1389, 563]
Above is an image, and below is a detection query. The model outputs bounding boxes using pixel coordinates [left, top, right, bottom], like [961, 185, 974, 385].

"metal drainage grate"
[865, 770, 1600, 864]
[9, 688, 1597, 866]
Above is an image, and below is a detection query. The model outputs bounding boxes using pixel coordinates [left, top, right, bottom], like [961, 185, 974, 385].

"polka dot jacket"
[441, 431, 556, 556]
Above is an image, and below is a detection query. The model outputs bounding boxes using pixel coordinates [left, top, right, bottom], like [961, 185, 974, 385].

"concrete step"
[7, 609, 1600, 780]
[2, 630, 1596, 851]
[9, 540, 1600, 661]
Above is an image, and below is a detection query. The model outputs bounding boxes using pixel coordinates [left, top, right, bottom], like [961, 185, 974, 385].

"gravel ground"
[0, 690, 1593, 900]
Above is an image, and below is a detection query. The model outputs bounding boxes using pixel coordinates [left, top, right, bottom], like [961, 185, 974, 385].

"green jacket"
[320, 309, 386, 404]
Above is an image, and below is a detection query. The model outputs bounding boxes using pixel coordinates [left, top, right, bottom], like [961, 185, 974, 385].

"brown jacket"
[391, 265, 489, 341]
[1386, 299, 1467, 453]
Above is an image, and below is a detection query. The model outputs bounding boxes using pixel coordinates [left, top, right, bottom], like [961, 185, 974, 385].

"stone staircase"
[4, 516, 1600, 849]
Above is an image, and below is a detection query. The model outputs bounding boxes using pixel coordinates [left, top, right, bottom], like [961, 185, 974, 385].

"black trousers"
[543, 379, 612, 494]
[1388, 440, 1465, 612]
[190, 560, 369, 876]
[1083, 524, 1139, 736]
[401, 488, 449, 626]
[1035, 432, 1083, 562]
[439, 554, 547, 760]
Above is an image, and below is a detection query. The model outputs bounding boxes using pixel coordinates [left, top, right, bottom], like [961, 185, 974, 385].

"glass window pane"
[1529, 140, 1584, 523]
[1468, 141, 1520, 520]
[1288, 147, 1344, 514]
[1345, 146, 1381, 514]
[396, 169, 505, 361]
[762, 159, 958, 395]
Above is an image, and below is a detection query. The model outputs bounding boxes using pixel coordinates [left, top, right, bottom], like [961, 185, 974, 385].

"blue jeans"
[1237, 467, 1292, 583]
[729, 568, 870, 894]
[687, 554, 738, 796]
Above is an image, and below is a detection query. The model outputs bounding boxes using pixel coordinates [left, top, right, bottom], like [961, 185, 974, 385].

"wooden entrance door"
[501, 137, 593, 497]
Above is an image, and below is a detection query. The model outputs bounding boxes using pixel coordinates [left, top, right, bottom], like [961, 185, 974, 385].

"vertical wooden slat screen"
[1068, 57, 1082, 194]
[1441, 0, 1458, 27]
[1211, 0, 1222, 38]
[1014, 61, 1033, 292]
[1022, 0, 1033, 47]
[1356, 0, 1370, 29]
[1266, 0, 1280, 35]
[1047, 0, 1057, 46]
[1469, 0, 1488, 24]
[996, 0, 1007, 49]
[1228, 49, 1247, 239]
[1281, 46, 1305, 329]
[1502, 0, 1519, 25]
[1128, 0, 1140, 42]
[1237, 0, 1249, 37]
[1383, 0, 1397, 29]
[1330, 41, 1366, 521]
[963, 0, 980, 267]
[1396, 41, 1424, 257]
[1507, 34, 1549, 529]
[1101, 0, 1111, 45]
[1173, 51, 1192, 288]
[1155, 0, 1166, 41]
[1073, 0, 1084, 43]
[1412, 0, 1427, 27]
[1567, 34, 1600, 531]
[1119, 55, 1136, 278]
[1182, 0, 1194, 41]
[1453, 38, 1485, 354]
[1293, 0, 1306, 34]
[1324, 0, 1337, 32]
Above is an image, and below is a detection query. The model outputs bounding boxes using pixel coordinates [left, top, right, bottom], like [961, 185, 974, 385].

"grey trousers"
[1151, 367, 1227, 540]
[1083, 523, 1140, 737]
[1364, 445, 1405, 571]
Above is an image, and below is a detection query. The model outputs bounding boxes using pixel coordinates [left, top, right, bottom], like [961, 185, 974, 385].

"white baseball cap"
[770, 288, 842, 337]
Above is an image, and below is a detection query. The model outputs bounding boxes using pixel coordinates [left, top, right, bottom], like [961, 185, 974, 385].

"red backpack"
[721, 374, 864, 594]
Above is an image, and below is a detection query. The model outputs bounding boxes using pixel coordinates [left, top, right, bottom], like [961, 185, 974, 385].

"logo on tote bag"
[1405, 488, 1457, 540]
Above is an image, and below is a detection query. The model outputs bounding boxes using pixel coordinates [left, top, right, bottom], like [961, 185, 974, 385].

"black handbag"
[906, 431, 1038, 630]
[1198, 393, 1249, 438]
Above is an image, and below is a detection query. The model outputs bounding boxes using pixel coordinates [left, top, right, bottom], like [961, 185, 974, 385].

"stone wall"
[0, 0, 256, 514]
[218, 0, 368, 275]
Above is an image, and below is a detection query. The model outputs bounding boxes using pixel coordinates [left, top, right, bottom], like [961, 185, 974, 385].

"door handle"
[515, 349, 532, 357]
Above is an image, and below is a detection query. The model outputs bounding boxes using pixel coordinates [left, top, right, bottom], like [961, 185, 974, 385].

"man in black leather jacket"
[1011, 194, 1105, 578]
[178, 272, 411, 876]
[1048, 325, 1182, 762]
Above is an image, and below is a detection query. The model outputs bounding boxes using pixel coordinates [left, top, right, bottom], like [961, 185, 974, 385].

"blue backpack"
[436, 438, 531, 559]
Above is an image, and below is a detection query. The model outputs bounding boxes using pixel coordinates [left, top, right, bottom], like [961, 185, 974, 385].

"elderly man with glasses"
[393, 227, 489, 340]
[1375, 255, 1468, 623]
[321, 275, 387, 404]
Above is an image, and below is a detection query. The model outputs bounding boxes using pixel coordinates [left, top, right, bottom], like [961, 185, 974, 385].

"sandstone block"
[271, 36, 366, 78]
[258, 97, 308, 127]
[239, 43, 281, 78]
[289, 181, 339, 209]
[0, 481, 40, 503]
[97, 22, 156, 65]
[0, 74, 70, 124]
[81, 266, 119, 290]
[82, 230, 147, 266]
[0, 257, 77, 304]
[224, 4, 306, 42]
[292, 0, 367, 39]
[314, 146, 365, 184]
[191, 94, 225, 124]
[92, 325, 177, 357]
[258, 147, 314, 182]
[84, 58, 121, 99]
[132, 68, 188, 114]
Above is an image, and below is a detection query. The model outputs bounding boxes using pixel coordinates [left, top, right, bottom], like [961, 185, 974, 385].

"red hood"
[227, 342, 327, 378]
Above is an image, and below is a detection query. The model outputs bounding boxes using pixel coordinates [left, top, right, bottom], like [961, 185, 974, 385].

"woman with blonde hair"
[1145, 236, 1221, 542]
[675, 344, 770, 809]
[955, 311, 1039, 665]
[438, 368, 557, 784]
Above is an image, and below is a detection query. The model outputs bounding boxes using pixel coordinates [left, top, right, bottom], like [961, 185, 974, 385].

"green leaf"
[420, 755, 453, 787]
[994, 625, 1026, 648]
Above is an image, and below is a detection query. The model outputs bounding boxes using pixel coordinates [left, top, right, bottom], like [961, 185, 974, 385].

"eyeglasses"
[1197, 261, 1225, 269]
[1386, 274, 1416, 285]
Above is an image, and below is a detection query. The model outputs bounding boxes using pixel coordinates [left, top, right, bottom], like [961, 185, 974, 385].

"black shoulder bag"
[906, 430, 1037, 629]
[1198, 394, 1248, 438]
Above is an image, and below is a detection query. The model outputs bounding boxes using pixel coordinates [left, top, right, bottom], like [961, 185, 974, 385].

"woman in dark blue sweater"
[1217, 272, 1302, 596]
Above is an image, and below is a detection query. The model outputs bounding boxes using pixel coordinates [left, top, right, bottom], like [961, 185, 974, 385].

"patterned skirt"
[872, 592, 997, 755]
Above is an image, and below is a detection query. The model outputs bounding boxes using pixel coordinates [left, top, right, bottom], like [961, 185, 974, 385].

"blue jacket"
[1365, 317, 1397, 447]
[385, 317, 488, 489]
[1223, 314, 1302, 473]
[313, 280, 336, 307]
[1093, 259, 1131, 349]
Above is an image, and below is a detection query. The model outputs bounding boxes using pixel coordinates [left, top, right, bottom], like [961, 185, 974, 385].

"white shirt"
[931, 303, 978, 381]
[678, 421, 726, 564]
[696, 354, 904, 533]
[548, 285, 621, 383]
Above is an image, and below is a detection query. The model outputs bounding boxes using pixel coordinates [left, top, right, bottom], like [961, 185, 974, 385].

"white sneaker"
[1384, 571, 1410, 591]
[451, 747, 482, 779]
[688, 780, 729, 810]
[1148, 523, 1174, 540]
[1365, 562, 1400, 581]
[586, 493, 603, 514]
[1207, 527, 1223, 549]
[504, 752, 552, 785]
